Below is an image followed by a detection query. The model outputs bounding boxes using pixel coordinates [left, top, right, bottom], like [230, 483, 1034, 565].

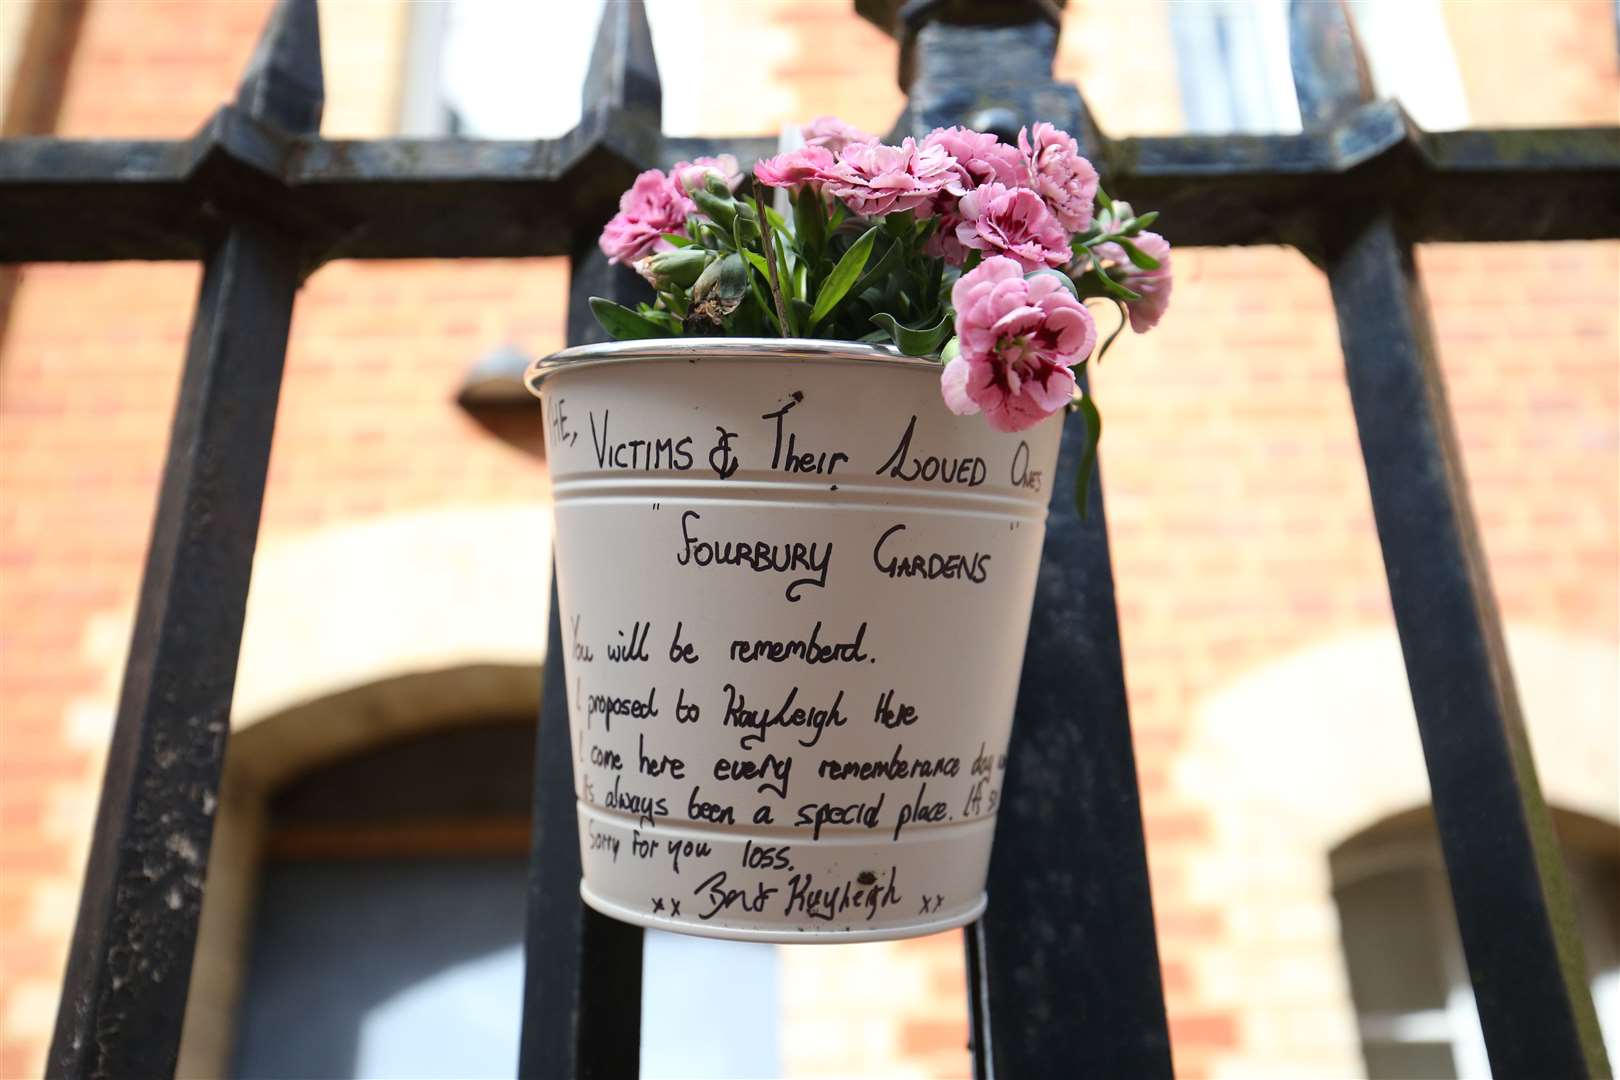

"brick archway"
[178, 663, 544, 1078]
[1162, 624, 1618, 1075]
[171, 505, 553, 1076]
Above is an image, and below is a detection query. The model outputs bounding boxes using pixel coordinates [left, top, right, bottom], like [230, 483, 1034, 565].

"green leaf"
[1088, 266, 1143, 303]
[1074, 392, 1102, 520]
[774, 229, 796, 294]
[663, 233, 696, 248]
[808, 224, 878, 330]
[1126, 210, 1158, 234]
[926, 255, 946, 308]
[850, 237, 902, 302]
[1096, 299, 1129, 361]
[741, 249, 772, 281]
[871, 311, 953, 357]
[731, 210, 761, 255]
[589, 296, 673, 340]
[751, 192, 797, 336]
[746, 269, 781, 334]
[1114, 238, 1161, 271]
[1095, 185, 1114, 210]
[960, 249, 982, 276]
[790, 297, 816, 335]
[664, 285, 689, 319]
[792, 191, 825, 261]
[640, 308, 683, 334]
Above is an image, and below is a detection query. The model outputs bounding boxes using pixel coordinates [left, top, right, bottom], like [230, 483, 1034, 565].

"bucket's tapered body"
[530, 339, 1061, 942]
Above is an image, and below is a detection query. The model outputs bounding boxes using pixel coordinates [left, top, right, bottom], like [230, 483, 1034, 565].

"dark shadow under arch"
[179, 663, 545, 1079]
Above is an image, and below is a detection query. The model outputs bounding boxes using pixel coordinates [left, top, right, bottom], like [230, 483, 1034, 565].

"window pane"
[642, 933, 780, 1078]
[1167, 0, 1301, 135]
[232, 858, 527, 1079]
[1363, 1040, 1459, 1079]
[1336, 868, 1452, 1015]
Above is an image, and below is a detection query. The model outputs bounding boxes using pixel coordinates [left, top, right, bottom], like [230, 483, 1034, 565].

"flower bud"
[688, 252, 748, 326]
[640, 247, 711, 289]
[691, 187, 738, 230]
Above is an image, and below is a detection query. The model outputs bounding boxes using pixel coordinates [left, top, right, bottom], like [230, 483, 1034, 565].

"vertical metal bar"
[1286, 0, 1373, 131]
[897, 9, 1171, 1075]
[1292, 4, 1610, 1075]
[517, 8, 658, 1066]
[972, 404, 1174, 1078]
[1322, 208, 1611, 1078]
[962, 920, 993, 1080]
[518, 554, 644, 1080]
[45, 8, 321, 1076]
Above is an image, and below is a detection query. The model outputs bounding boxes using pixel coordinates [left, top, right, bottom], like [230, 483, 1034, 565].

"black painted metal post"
[1323, 209, 1611, 1077]
[893, 11, 1172, 1077]
[517, 5, 658, 1078]
[975, 406, 1174, 1078]
[45, 3, 321, 1077]
[1293, 4, 1612, 1076]
[519, 569, 645, 1080]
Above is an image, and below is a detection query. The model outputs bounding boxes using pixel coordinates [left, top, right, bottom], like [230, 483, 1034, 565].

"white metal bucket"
[526, 339, 1062, 942]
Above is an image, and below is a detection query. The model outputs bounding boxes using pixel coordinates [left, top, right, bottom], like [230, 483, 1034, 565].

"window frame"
[1331, 809, 1619, 1079]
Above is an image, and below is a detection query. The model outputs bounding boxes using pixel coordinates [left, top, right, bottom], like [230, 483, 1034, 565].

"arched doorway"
[1330, 807, 1619, 1079]
[231, 721, 535, 1079]
[178, 667, 783, 1079]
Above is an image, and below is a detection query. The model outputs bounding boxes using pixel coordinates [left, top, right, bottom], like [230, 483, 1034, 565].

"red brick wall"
[2, 2, 1615, 1078]
[0, 4, 564, 1069]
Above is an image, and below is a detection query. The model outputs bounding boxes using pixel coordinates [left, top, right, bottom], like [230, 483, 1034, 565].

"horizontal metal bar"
[2, 104, 1614, 263]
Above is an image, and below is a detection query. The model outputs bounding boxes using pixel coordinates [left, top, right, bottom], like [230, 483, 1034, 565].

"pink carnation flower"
[672, 154, 742, 194]
[820, 138, 959, 219]
[1096, 231, 1173, 332]
[1019, 122, 1098, 233]
[924, 126, 1027, 192]
[598, 168, 694, 265]
[801, 116, 876, 155]
[954, 182, 1071, 272]
[926, 223, 972, 265]
[753, 144, 835, 190]
[942, 256, 1097, 433]
[922, 127, 1028, 263]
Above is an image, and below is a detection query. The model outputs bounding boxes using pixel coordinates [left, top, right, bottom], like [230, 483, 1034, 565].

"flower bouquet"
[523, 118, 1171, 942]
[593, 116, 1171, 510]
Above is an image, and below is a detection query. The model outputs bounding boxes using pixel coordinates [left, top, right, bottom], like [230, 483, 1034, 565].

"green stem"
[754, 192, 793, 337]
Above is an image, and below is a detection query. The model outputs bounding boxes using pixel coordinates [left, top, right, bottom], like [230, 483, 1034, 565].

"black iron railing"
[2, 1, 1616, 1077]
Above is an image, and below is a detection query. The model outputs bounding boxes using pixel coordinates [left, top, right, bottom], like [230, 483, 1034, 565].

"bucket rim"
[524, 337, 940, 397]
